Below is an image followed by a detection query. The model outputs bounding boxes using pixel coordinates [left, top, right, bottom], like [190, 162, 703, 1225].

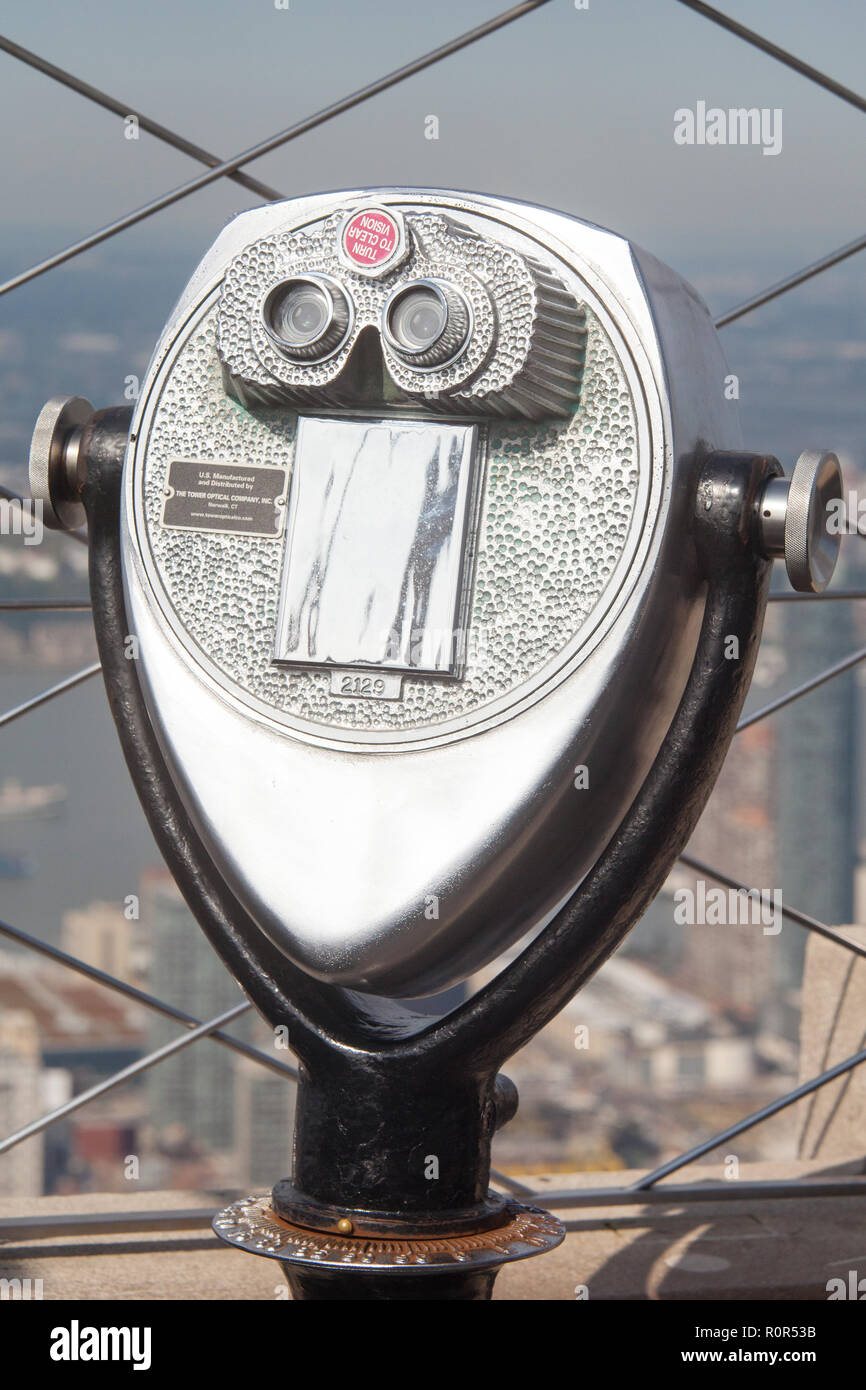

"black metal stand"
[80, 413, 778, 1299]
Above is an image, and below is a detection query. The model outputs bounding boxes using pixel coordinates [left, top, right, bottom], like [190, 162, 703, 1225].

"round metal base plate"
[213, 1194, 565, 1274]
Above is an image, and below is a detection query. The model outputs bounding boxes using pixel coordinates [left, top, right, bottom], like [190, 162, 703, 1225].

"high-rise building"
[672, 716, 779, 1018]
[234, 1041, 296, 1191]
[61, 901, 135, 982]
[0, 1010, 43, 1197]
[775, 482, 863, 997]
[143, 869, 245, 1154]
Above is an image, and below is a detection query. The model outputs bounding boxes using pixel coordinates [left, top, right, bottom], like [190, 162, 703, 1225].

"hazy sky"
[1, 0, 865, 297]
[1, 0, 864, 510]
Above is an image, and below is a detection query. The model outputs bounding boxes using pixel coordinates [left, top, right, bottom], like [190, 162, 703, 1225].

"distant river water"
[0, 669, 160, 950]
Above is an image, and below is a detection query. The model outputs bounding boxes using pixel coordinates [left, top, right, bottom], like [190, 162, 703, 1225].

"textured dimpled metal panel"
[218, 214, 497, 398]
[139, 297, 641, 737]
[216, 211, 587, 416]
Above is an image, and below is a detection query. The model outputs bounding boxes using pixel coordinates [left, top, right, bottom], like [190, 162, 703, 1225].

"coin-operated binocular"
[31, 189, 842, 1299]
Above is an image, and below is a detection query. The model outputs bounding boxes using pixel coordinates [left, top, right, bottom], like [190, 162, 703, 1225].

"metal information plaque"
[162, 459, 287, 537]
[274, 416, 480, 676]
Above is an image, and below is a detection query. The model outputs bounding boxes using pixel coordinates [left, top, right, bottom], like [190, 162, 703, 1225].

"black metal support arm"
[81, 417, 776, 1298]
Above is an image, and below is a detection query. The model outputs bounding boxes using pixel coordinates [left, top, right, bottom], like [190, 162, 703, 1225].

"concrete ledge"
[1, 1161, 864, 1300]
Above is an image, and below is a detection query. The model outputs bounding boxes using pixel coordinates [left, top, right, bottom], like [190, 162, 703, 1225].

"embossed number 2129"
[341, 675, 386, 697]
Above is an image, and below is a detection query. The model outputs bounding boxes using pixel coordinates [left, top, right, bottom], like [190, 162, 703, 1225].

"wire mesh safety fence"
[1, 0, 866, 1217]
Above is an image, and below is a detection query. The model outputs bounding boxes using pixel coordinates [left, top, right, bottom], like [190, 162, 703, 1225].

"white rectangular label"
[273, 416, 479, 677]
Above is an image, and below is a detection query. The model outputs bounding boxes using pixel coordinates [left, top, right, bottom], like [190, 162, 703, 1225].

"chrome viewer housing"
[113, 187, 832, 997]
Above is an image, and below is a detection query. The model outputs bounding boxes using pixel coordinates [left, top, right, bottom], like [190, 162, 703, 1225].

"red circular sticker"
[341, 209, 401, 270]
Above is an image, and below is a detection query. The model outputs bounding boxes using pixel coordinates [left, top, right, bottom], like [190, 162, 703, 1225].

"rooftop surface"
[2, 1160, 863, 1301]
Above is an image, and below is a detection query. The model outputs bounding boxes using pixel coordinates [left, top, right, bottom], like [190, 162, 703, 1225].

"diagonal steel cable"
[679, 2, 866, 331]
[678, 853, 866, 962]
[525, 1175, 866, 1208]
[768, 589, 866, 603]
[0, 598, 91, 610]
[0, 1001, 250, 1156]
[714, 231, 866, 328]
[0, 663, 101, 728]
[736, 644, 866, 733]
[489, 1168, 536, 1195]
[0, 33, 282, 201]
[0, 914, 298, 1080]
[676, 0, 866, 116]
[0, 1, 552, 299]
[630, 1041, 866, 1190]
[0, 484, 87, 544]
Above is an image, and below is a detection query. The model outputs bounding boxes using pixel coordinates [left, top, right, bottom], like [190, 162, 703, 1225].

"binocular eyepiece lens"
[277, 284, 330, 345]
[388, 287, 447, 351]
[262, 272, 472, 372]
[263, 275, 352, 361]
[383, 279, 471, 369]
